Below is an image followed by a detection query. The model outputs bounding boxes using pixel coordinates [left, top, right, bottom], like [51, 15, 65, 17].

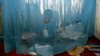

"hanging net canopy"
[1, 0, 96, 56]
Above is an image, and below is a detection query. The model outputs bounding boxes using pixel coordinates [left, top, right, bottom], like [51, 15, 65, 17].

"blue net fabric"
[1, 0, 15, 53]
[1, 0, 96, 56]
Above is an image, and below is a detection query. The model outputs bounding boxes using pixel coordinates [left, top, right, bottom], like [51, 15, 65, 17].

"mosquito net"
[1, 0, 96, 56]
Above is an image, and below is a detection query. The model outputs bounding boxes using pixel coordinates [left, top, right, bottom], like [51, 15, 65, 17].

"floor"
[0, 36, 100, 56]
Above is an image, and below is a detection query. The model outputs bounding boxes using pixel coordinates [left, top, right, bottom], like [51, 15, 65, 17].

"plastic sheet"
[1, 0, 96, 56]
